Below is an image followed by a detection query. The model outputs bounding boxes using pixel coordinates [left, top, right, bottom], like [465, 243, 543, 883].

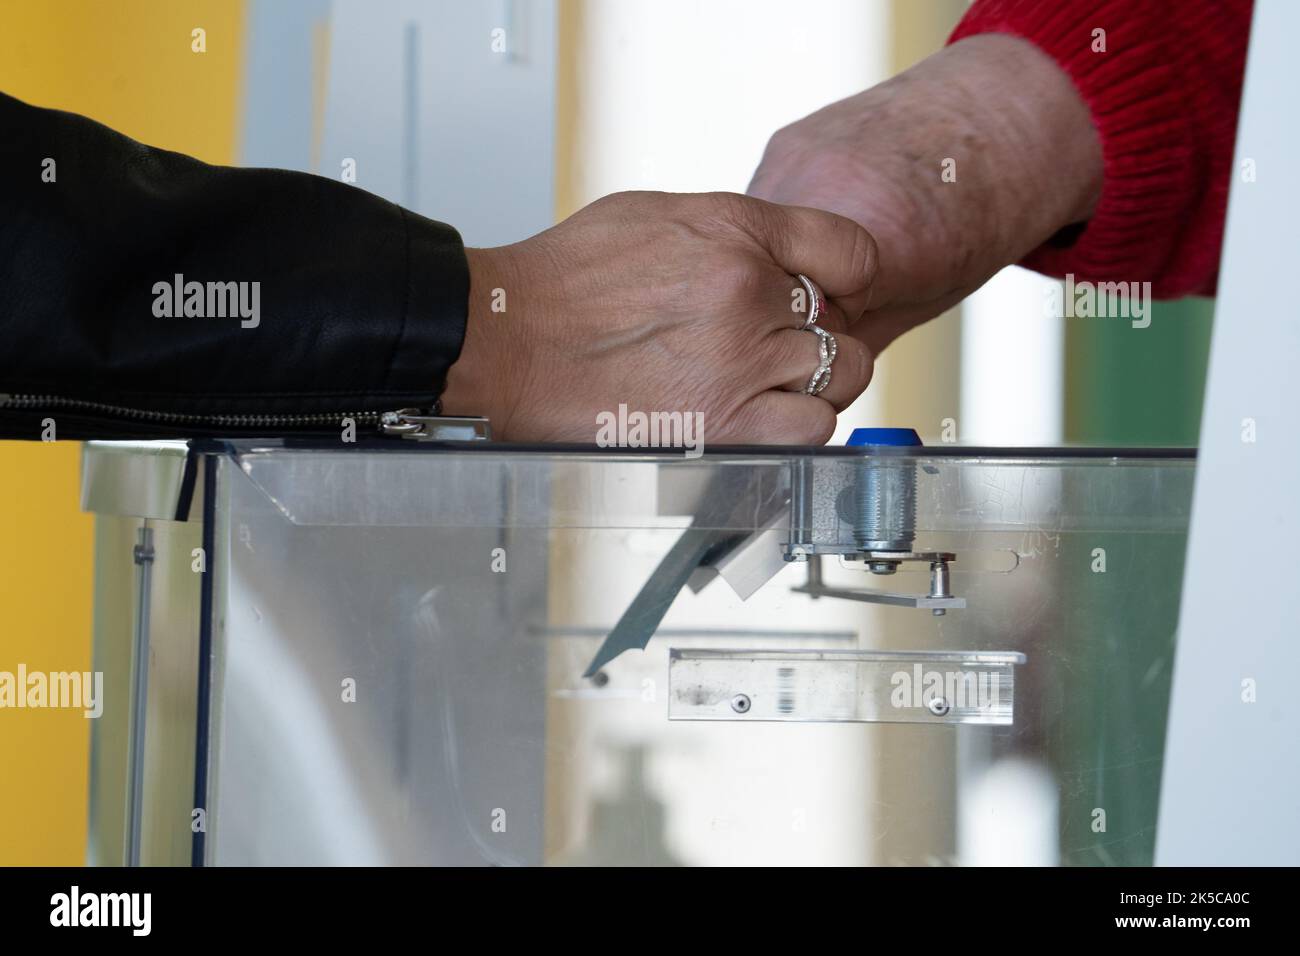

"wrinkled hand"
[748, 35, 1102, 355]
[442, 191, 879, 444]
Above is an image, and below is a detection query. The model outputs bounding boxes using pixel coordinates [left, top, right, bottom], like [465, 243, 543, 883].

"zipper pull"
[379, 408, 491, 441]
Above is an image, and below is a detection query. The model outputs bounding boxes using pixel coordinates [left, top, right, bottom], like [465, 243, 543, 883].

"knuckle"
[598, 190, 653, 216]
[765, 123, 798, 153]
[711, 254, 770, 304]
[765, 119, 818, 162]
[845, 224, 878, 286]
[706, 191, 762, 232]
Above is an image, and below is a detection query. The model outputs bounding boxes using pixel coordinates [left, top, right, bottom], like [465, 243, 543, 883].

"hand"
[748, 34, 1102, 354]
[441, 190, 879, 444]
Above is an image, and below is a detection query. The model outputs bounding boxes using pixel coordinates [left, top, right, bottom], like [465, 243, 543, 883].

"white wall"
[570, 0, 890, 198]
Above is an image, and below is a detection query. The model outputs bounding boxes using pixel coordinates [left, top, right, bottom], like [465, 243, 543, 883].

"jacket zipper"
[0, 393, 431, 434]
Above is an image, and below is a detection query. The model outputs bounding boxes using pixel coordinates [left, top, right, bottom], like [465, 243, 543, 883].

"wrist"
[940, 34, 1101, 246]
[440, 245, 521, 431]
[874, 34, 1101, 302]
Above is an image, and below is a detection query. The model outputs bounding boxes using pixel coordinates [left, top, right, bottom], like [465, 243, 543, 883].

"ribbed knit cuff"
[949, 0, 1243, 297]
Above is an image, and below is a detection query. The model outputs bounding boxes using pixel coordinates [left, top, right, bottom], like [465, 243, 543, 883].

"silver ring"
[795, 273, 825, 330]
[803, 325, 837, 395]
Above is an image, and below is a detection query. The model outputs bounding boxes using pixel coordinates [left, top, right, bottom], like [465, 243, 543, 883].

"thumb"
[742, 198, 878, 315]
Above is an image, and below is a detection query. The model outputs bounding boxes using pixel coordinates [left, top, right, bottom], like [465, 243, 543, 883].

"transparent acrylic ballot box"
[82, 439, 1195, 866]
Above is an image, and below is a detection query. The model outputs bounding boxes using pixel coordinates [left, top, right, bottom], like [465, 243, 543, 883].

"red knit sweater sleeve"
[949, 0, 1253, 298]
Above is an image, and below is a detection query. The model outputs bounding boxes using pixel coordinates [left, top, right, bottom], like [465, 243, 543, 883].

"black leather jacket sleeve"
[0, 91, 469, 439]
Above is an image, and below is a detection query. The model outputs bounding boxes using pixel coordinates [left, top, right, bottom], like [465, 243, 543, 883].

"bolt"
[927, 697, 951, 717]
[730, 693, 752, 714]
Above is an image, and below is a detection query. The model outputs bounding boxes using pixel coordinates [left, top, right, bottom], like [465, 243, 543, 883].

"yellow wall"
[0, 0, 245, 865]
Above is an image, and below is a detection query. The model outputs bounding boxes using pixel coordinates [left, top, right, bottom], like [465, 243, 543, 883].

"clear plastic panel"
[232, 443, 1194, 532]
[207, 444, 1193, 866]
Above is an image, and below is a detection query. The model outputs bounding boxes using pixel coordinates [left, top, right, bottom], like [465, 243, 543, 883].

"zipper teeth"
[0, 393, 384, 428]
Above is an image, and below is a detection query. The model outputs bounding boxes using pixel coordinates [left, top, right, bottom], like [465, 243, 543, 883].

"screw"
[730, 694, 752, 714]
[929, 559, 952, 617]
[927, 697, 951, 717]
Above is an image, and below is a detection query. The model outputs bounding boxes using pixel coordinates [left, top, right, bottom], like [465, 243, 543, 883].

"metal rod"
[127, 525, 154, 867]
[791, 579, 966, 610]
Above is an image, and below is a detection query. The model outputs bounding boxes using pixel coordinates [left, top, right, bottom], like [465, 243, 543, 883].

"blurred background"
[0, 0, 1211, 864]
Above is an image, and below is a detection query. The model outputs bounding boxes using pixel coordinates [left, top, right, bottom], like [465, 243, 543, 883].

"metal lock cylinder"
[845, 428, 923, 568]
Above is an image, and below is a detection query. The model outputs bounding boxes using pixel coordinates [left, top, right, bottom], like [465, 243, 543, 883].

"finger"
[830, 286, 872, 325]
[759, 299, 875, 410]
[770, 329, 874, 413]
[768, 270, 863, 336]
[768, 328, 874, 413]
[764, 267, 826, 333]
[727, 389, 839, 445]
[744, 199, 879, 301]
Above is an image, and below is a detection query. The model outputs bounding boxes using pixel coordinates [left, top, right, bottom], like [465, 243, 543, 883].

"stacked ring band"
[795, 273, 837, 395]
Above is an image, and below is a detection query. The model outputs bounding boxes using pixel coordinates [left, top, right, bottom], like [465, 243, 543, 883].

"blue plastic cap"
[845, 427, 923, 448]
